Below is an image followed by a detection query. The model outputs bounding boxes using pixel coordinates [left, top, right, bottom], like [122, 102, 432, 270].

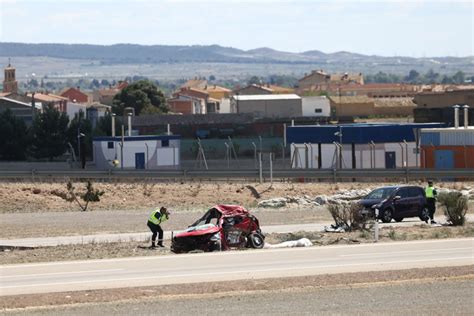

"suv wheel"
[381, 208, 393, 223]
[419, 207, 430, 222]
[394, 217, 404, 222]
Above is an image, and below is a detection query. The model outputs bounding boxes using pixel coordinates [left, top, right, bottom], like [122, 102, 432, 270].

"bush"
[437, 191, 468, 226]
[327, 202, 371, 231]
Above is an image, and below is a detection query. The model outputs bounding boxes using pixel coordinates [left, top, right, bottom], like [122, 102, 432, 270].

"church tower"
[3, 59, 18, 93]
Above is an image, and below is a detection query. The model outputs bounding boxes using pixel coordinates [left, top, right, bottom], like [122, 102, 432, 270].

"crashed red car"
[171, 204, 265, 253]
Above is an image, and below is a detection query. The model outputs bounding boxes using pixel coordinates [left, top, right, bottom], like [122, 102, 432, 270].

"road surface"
[2, 215, 467, 247]
[1, 238, 472, 296]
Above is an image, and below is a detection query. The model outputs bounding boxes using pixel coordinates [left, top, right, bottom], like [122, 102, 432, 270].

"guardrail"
[1, 168, 474, 182]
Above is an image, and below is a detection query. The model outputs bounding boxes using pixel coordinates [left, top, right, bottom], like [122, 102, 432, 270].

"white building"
[93, 135, 180, 170]
[301, 96, 330, 117]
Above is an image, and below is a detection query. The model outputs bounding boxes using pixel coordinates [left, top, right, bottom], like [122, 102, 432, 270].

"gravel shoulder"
[1, 223, 473, 265]
[1, 266, 473, 313]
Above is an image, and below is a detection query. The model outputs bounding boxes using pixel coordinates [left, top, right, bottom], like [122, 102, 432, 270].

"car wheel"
[381, 209, 393, 223]
[394, 217, 404, 222]
[249, 232, 265, 249]
[419, 207, 430, 222]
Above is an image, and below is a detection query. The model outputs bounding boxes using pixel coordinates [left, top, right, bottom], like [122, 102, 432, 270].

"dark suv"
[360, 186, 430, 223]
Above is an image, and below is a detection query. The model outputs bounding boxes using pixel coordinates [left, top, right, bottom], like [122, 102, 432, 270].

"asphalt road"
[1, 238, 472, 296]
[6, 279, 472, 315]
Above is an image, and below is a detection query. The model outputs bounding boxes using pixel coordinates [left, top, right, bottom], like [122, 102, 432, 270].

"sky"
[0, 0, 472, 57]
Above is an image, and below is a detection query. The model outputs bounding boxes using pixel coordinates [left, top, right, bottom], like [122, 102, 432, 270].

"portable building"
[286, 123, 443, 169]
[93, 135, 180, 170]
[420, 127, 474, 168]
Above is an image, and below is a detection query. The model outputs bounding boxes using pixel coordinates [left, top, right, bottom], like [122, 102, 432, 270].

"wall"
[93, 137, 180, 170]
[66, 102, 87, 119]
[413, 89, 474, 108]
[237, 99, 302, 118]
[302, 96, 330, 117]
[290, 142, 418, 169]
[421, 146, 474, 168]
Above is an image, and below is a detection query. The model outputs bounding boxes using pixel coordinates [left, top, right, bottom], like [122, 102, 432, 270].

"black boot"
[150, 242, 156, 248]
[158, 242, 165, 247]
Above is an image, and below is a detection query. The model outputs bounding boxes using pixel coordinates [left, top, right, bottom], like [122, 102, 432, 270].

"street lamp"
[77, 131, 85, 168]
[334, 126, 343, 169]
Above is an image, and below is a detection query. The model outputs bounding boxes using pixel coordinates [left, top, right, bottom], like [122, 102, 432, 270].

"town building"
[0, 96, 41, 124]
[234, 84, 294, 95]
[27, 92, 68, 112]
[231, 94, 302, 118]
[413, 89, 474, 124]
[92, 81, 128, 106]
[60, 87, 91, 104]
[301, 96, 330, 117]
[2, 61, 18, 94]
[297, 70, 364, 92]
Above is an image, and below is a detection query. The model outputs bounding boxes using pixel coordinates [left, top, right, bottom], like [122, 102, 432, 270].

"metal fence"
[1, 168, 473, 182]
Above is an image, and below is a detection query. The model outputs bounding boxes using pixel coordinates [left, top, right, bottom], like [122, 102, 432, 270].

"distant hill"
[1, 42, 472, 66]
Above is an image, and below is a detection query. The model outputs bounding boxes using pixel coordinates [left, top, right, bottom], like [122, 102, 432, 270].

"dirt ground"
[1, 180, 472, 213]
[1, 266, 472, 311]
[2, 223, 473, 265]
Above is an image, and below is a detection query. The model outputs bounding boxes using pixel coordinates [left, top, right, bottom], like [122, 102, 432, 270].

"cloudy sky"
[0, 0, 472, 57]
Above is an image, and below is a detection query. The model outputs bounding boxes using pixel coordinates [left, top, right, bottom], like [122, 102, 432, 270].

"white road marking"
[339, 247, 474, 257]
[0, 269, 124, 279]
[1, 256, 471, 290]
[2, 238, 472, 269]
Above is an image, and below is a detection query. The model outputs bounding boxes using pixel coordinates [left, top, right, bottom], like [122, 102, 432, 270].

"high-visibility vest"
[148, 210, 168, 225]
[425, 186, 435, 198]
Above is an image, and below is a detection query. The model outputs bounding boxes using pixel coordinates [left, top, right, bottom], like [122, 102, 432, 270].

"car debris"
[171, 205, 265, 253]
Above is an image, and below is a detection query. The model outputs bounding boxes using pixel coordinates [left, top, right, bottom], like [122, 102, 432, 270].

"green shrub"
[327, 202, 371, 231]
[438, 192, 468, 226]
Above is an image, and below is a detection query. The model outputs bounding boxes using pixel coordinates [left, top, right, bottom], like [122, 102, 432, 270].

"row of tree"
[0, 107, 116, 161]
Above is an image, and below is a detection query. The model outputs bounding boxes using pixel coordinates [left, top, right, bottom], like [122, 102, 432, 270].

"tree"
[0, 109, 30, 160]
[247, 76, 262, 85]
[452, 71, 465, 84]
[424, 69, 440, 84]
[112, 80, 167, 115]
[31, 106, 69, 160]
[94, 113, 121, 136]
[405, 69, 420, 83]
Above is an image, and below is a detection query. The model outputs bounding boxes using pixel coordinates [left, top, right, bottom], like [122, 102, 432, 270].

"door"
[385, 151, 396, 169]
[393, 187, 413, 217]
[135, 152, 145, 169]
[435, 150, 454, 169]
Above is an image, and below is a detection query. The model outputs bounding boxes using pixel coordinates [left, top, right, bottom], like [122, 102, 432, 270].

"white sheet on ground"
[264, 238, 313, 249]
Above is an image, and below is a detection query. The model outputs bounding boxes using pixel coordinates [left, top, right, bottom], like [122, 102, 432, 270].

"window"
[161, 139, 169, 147]
[107, 142, 114, 149]
[397, 188, 410, 198]
[314, 108, 323, 113]
[409, 187, 423, 198]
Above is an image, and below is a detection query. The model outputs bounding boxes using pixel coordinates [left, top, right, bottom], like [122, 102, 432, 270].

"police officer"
[425, 180, 438, 224]
[147, 207, 169, 248]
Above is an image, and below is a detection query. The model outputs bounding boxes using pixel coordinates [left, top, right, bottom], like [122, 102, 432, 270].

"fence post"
[374, 208, 379, 242]
[269, 153, 273, 185]
[259, 152, 263, 183]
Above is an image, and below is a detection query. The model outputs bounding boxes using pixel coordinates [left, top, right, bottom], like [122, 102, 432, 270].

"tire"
[394, 217, 404, 222]
[248, 233, 265, 249]
[419, 207, 430, 222]
[381, 208, 393, 223]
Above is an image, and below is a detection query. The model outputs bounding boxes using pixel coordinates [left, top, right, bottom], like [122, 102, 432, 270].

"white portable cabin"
[93, 135, 180, 170]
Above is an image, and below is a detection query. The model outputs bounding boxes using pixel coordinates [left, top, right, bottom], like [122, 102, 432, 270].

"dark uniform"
[425, 182, 437, 224]
[147, 207, 169, 247]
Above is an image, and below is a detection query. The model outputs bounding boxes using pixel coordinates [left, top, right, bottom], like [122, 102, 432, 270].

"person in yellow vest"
[425, 180, 438, 225]
[147, 207, 169, 248]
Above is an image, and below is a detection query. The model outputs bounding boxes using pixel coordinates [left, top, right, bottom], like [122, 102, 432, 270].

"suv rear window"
[397, 188, 410, 198]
